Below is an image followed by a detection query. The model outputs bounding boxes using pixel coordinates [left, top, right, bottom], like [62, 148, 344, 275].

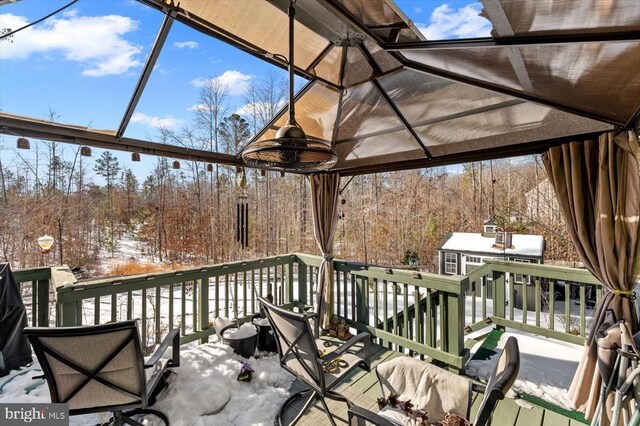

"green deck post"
[297, 261, 308, 304]
[355, 275, 369, 325]
[37, 279, 50, 327]
[199, 275, 210, 344]
[444, 280, 466, 372]
[492, 270, 506, 329]
[287, 261, 294, 304]
[58, 298, 81, 327]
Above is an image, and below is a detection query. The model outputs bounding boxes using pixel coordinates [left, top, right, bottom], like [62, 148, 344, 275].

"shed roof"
[1, 0, 638, 175]
[440, 232, 545, 257]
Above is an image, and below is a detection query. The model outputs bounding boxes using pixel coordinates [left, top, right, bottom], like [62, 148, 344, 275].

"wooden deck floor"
[282, 341, 587, 426]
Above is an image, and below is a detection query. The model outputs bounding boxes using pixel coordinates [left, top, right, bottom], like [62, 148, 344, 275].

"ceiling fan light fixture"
[241, 0, 337, 173]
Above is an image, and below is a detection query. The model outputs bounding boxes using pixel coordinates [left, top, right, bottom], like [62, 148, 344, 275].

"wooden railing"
[13, 266, 53, 328]
[55, 255, 299, 349]
[465, 259, 601, 345]
[295, 254, 469, 371]
[16, 253, 600, 368]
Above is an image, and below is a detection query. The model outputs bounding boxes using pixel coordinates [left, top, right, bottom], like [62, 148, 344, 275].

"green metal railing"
[13, 267, 53, 327]
[16, 253, 601, 369]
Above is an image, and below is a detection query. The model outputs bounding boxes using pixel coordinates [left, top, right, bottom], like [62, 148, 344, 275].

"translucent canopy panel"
[400, 49, 524, 92]
[2, 0, 634, 177]
[336, 81, 407, 141]
[335, 129, 425, 170]
[400, 41, 640, 124]
[310, 46, 343, 85]
[335, 0, 423, 43]
[257, 82, 340, 142]
[415, 104, 611, 156]
[174, 0, 331, 71]
[496, 0, 640, 35]
[377, 69, 516, 127]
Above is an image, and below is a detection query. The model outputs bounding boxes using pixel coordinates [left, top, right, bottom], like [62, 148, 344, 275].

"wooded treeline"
[0, 72, 580, 275]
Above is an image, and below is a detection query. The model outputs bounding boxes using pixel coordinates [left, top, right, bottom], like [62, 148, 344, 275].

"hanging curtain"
[542, 130, 640, 419]
[310, 172, 340, 331]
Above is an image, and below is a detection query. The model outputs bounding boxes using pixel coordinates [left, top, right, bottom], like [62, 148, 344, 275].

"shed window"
[445, 253, 457, 274]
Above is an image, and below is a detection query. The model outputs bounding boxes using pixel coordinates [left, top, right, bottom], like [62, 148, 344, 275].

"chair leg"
[279, 388, 349, 426]
[279, 389, 318, 426]
[317, 394, 338, 426]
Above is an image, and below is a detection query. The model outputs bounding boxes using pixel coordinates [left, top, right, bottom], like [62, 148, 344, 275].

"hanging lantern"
[172, 160, 180, 169]
[80, 146, 92, 157]
[207, 163, 214, 172]
[131, 152, 141, 162]
[37, 235, 55, 254]
[16, 137, 30, 150]
[280, 171, 285, 178]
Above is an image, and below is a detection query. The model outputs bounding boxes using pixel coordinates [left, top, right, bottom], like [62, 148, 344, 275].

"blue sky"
[0, 0, 491, 181]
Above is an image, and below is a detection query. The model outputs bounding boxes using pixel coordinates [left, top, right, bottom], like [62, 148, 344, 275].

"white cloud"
[415, 4, 492, 40]
[174, 40, 198, 49]
[0, 12, 142, 76]
[131, 112, 184, 129]
[190, 70, 254, 96]
[414, 7, 422, 14]
[235, 100, 286, 117]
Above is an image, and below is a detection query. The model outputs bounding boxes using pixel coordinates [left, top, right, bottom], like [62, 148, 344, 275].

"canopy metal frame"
[1, 0, 638, 176]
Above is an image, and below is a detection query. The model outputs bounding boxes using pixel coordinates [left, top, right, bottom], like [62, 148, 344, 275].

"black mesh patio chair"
[24, 320, 180, 426]
[258, 297, 371, 426]
[348, 336, 520, 426]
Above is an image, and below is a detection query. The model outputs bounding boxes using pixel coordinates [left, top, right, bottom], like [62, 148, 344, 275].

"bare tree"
[193, 77, 229, 261]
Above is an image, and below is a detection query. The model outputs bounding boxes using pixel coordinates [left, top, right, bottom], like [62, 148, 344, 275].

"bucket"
[220, 323, 259, 358]
[252, 313, 277, 353]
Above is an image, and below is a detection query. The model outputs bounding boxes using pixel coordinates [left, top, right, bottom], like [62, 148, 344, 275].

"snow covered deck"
[284, 335, 588, 426]
[0, 330, 589, 425]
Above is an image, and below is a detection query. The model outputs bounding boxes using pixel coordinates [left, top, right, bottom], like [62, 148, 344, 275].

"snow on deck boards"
[285, 340, 587, 426]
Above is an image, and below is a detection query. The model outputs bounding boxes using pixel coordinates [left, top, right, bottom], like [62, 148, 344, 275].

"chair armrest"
[347, 405, 396, 426]
[145, 328, 180, 368]
[323, 332, 371, 365]
[472, 383, 486, 394]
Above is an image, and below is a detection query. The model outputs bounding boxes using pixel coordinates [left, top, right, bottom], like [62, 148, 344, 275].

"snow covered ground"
[465, 330, 583, 410]
[97, 228, 158, 274]
[0, 342, 294, 426]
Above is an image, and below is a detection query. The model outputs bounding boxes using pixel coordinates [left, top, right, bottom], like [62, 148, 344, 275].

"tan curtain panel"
[542, 131, 640, 419]
[310, 172, 340, 330]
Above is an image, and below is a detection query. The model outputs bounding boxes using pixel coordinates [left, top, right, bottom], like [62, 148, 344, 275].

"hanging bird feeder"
[37, 235, 55, 254]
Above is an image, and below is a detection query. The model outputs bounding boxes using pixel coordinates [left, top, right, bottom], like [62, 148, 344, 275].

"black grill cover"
[0, 263, 32, 376]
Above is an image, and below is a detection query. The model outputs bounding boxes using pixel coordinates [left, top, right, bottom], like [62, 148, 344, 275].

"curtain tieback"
[611, 289, 636, 299]
[322, 254, 334, 261]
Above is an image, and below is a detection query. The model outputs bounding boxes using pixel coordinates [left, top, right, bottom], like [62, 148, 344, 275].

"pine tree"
[94, 152, 121, 256]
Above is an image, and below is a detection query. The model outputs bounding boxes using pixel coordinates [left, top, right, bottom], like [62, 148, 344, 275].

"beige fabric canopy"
[129, 0, 638, 176]
[543, 131, 640, 419]
[2, 1, 638, 174]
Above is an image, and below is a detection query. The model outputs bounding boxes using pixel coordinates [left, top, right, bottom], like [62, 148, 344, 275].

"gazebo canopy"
[2, 0, 639, 175]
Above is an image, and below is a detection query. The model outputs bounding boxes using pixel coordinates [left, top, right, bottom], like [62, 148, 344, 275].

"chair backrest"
[473, 336, 520, 426]
[24, 320, 146, 415]
[258, 297, 323, 391]
[376, 356, 472, 422]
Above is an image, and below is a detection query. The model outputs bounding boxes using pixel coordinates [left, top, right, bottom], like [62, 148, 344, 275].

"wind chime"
[236, 167, 249, 249]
